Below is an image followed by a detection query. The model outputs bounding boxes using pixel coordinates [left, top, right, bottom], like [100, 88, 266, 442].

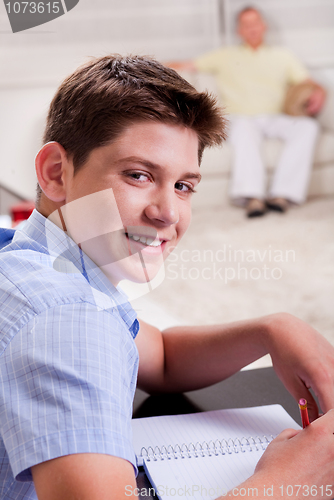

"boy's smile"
[60, 121, 201, 285]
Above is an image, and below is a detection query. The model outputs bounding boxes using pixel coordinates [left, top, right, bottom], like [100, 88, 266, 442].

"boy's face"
[59, 121, 201, 285]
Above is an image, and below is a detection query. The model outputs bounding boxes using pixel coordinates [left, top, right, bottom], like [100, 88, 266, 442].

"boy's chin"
[101, 260, 163, 286]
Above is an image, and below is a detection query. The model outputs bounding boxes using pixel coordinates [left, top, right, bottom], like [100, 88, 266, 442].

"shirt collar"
[241, 42, 266, 52]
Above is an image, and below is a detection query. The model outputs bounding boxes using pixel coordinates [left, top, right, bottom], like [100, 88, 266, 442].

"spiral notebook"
[132, 404, 300, 500]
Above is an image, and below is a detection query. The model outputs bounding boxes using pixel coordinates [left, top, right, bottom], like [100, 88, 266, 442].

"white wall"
[0, 0, 221, 201]
[0, 87, 56, 201]
[222, 0, 334, 68]
[1, 0, 334, 203]
[0, 0, 221, 87]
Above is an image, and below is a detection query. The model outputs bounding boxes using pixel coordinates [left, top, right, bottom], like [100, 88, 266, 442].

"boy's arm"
[32, 454, 137, 500]
[137, 314, 334, 495]
[135, 312, 334, 421]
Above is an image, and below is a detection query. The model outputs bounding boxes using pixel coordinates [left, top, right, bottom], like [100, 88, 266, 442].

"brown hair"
[38, 54, 226, 199]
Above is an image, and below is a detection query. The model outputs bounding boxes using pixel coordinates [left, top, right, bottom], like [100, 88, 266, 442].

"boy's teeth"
[128, 233, 162, 247]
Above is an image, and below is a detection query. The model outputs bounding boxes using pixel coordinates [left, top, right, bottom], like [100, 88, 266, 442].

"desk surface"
[133, 367, 304, 498]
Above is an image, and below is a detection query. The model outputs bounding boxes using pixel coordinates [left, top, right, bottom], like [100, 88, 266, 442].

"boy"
[0, 55, 334, 499]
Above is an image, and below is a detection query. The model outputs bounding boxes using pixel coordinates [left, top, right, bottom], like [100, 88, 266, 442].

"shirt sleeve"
[283, 48, 309, 84]
[0, 302, 139, 481]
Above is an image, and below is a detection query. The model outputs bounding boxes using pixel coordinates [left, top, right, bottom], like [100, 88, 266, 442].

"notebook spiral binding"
[141, 435, 274, 462]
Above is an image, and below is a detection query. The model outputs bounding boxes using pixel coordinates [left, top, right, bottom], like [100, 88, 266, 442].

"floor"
[131, 196, 334, 370]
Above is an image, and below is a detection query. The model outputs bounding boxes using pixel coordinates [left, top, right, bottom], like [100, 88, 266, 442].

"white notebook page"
[132, 404, 300, 465]
[132, 405, 301, 500]
[144, 447, 264, 500]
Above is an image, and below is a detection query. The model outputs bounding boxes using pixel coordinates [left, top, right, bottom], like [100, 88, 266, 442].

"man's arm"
[32, 454, 137, 500]
[135, 313, 334, 421]
[166, 60, 197, 72]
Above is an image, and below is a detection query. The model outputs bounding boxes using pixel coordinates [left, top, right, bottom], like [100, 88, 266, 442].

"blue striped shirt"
[0, 210, 139, 499]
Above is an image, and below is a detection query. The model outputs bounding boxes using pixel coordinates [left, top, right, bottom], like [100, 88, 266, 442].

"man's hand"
[306, 83, 326, 115]
[264, 313, 334, 421]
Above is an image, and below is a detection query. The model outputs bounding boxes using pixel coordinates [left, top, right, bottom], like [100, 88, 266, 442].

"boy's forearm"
[154, 314, 274, 393]
[138, 312, 334, 421]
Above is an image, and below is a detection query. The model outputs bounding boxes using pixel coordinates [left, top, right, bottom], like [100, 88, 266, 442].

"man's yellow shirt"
[195, 44, 309, 115]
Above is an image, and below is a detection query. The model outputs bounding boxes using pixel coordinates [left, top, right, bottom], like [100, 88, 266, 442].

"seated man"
[0, 55, 334, 500]
[175, 6, 326, 217]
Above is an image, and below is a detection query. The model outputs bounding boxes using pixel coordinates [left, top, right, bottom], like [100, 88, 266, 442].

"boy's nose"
[144, 189, 179, 226]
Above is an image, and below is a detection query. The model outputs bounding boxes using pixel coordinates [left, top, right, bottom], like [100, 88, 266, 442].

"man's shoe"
[246, 198, 266, 218]
[266, 197, 289, 213]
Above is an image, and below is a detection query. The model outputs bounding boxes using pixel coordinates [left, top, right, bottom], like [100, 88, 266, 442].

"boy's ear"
[35, 142, 69, 202]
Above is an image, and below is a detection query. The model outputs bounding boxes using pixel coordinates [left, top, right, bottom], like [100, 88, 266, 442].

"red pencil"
[298, 398, 310, 428]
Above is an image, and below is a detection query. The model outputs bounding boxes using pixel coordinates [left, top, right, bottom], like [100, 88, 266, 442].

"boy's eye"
[175, 182, 195, 193]
[128, 172, 149, 182]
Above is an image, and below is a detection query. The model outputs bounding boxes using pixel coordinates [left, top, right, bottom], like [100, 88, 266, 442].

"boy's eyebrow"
[117, 156, 202, 182]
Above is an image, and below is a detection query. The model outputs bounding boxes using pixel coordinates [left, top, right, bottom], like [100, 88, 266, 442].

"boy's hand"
[227, 410, 334, 499]
[265, 313, 334, 421]
[255, 410, 334, 496]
